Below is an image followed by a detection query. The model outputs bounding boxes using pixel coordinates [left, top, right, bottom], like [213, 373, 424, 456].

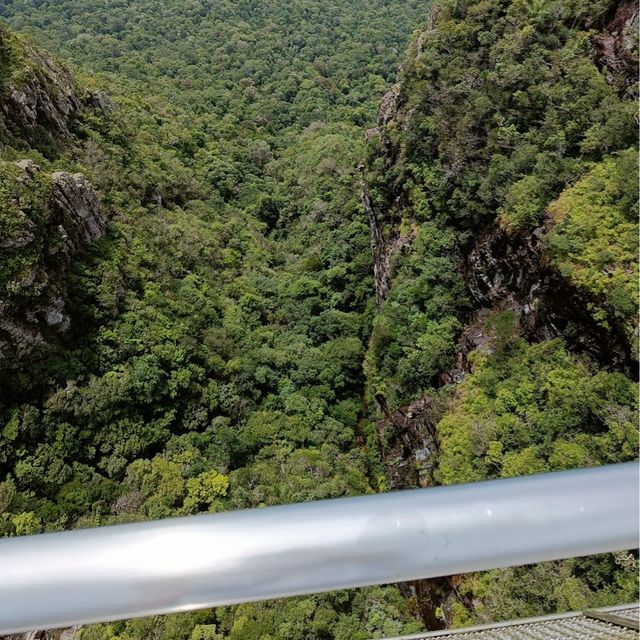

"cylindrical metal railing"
[0, 462, 637, 634]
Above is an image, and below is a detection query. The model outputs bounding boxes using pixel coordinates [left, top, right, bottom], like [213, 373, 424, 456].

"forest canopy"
[0, 0, 637, 637]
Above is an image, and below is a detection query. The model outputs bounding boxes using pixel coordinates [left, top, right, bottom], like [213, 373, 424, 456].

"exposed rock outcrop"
[0, 42, 81, 143]
[0, 161, 105, 365]
[593, 0, 639, 92]
[359, 165, 389, 309]
[0, 26, 108, 156]
[376, 83, 402, 165]
[377, 84, 401, 133]
[375, 395, 441, 490]
[50, 171, 106, 254]
[464, 228, 635, 374]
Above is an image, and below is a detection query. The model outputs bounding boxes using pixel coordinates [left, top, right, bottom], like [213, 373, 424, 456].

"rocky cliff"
[364, 0, 638, 427]
[363, 0, 638, 624]
[0, 24, 102, 156]
[0, 160, 105, 364]
[0, 27, 107, 368]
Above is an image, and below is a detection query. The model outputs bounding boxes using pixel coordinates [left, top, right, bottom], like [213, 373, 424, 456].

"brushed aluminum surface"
[0, 463, 637, 633]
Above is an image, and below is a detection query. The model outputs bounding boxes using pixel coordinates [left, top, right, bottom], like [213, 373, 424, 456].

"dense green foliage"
[3, 0, 414, 127]
[372, 0, 636, 232]
[0, 1, 431, 637]
[80, 587, 424, 640]
[0, 0, 637, 635]
[361, 0, 638, 625]
[437, 328, 637, 484]
[0, 0, 428, 523]
[451, 551, 639, 626]
[546, 149, 639, 346]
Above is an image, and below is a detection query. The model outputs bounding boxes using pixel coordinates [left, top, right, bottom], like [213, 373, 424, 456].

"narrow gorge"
[0, 0, 637, 637]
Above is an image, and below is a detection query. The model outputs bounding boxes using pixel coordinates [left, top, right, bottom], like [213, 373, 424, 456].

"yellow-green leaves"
[183, 470, 229, 514]
[546, 150, 639, 347]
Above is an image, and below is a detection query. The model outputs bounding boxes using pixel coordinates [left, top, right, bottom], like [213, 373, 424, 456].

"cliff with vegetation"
[0, 24, 107, 364]
[362, 0, 638, 625]
[0, 0, 637, 638]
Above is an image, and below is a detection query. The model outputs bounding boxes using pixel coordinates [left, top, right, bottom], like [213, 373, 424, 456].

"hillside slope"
[362, 0, 638, 625]
[0, 3, 430, 638]
[0, 0, 637, 637]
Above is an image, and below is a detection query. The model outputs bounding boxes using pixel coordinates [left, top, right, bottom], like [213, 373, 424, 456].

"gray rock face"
[0, 42, 81, 145]
[51, 171, 106, 254]
[464, 228, 634, 372]
[0, 162, 105, 365]
[0, 29, 110, 367]
[377, 83, 400, 132]
[593, 0, 639, 92]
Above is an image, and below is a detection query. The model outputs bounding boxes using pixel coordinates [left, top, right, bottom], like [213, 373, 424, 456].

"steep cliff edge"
[0, 160, 105, 364]
[0, 23, 96, 155]
[363, 0, 638, 440]
[363, 0, 638, 626]
[0, 27, 107, 367]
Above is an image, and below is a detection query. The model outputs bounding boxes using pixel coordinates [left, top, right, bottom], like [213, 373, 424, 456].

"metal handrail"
[0, 463, 637, 634]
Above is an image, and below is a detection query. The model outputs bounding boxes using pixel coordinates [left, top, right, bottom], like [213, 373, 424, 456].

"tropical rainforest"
[0, 0, 637, 638]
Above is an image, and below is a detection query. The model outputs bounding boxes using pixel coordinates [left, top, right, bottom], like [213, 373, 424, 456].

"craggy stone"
[0, 163, 105, 365]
